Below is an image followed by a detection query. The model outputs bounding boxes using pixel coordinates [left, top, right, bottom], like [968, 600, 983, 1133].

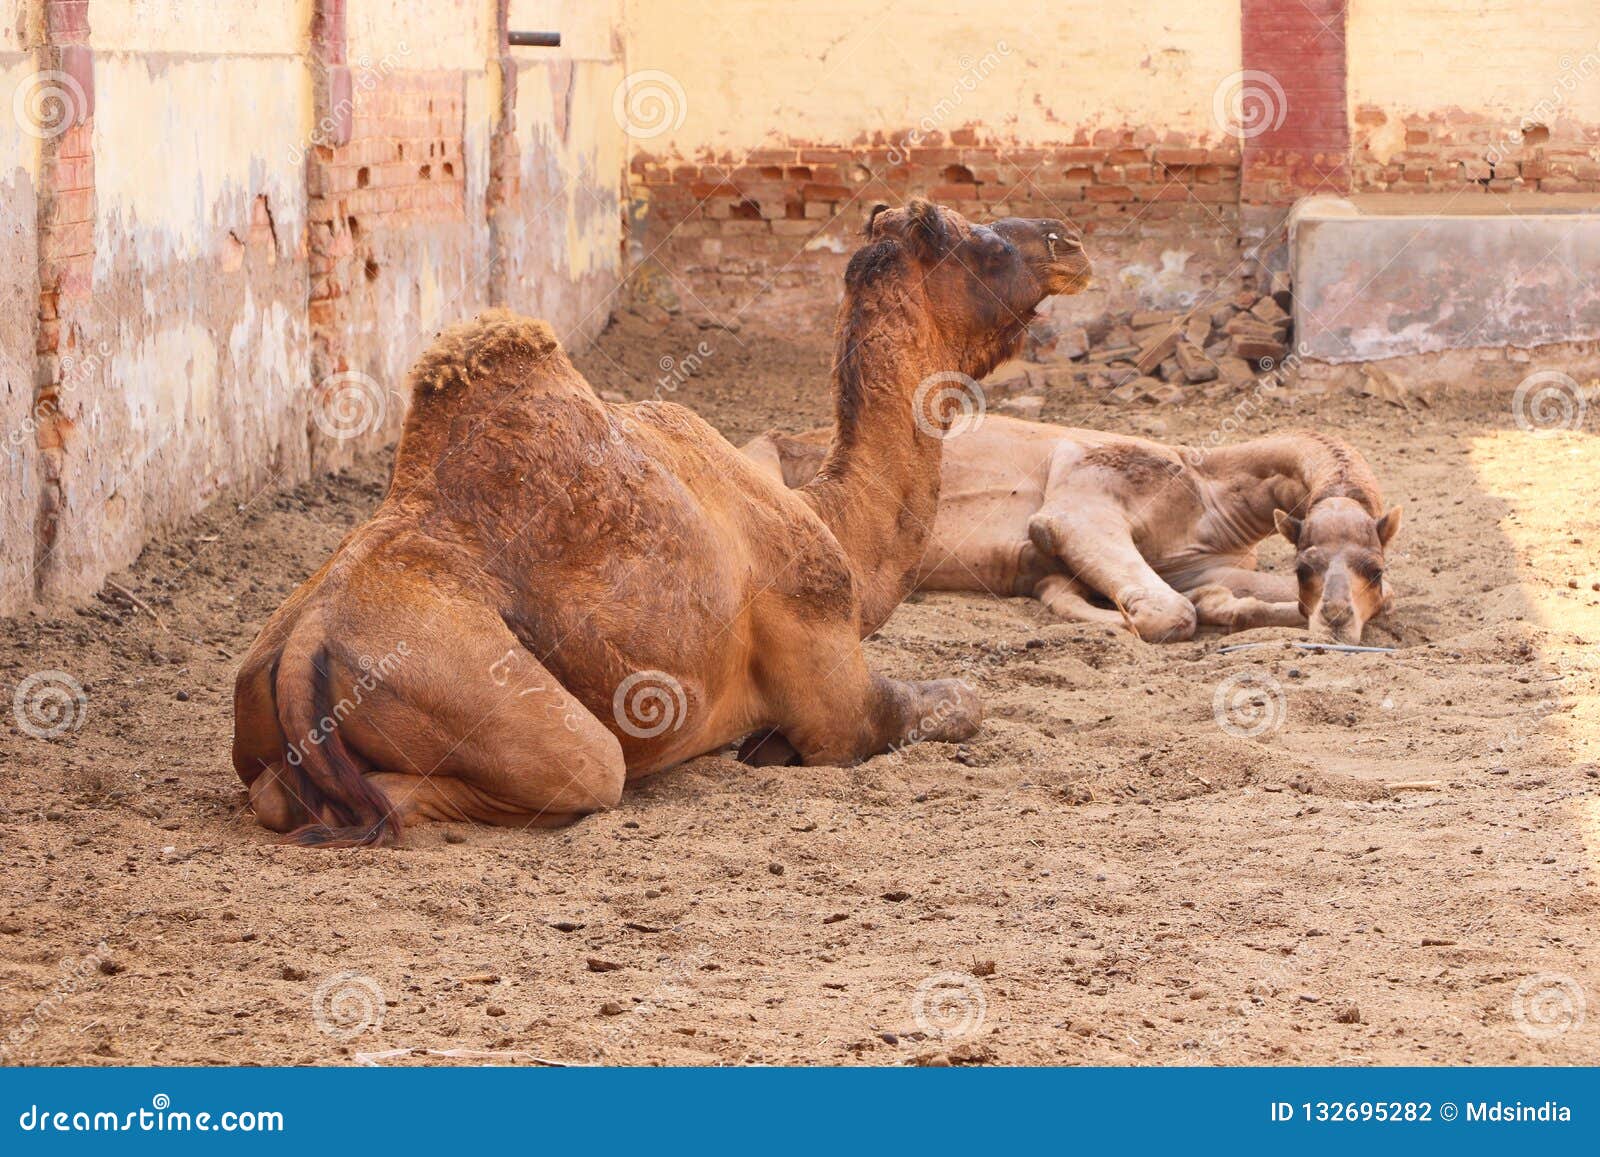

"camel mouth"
[1040, 260, 1093, 298]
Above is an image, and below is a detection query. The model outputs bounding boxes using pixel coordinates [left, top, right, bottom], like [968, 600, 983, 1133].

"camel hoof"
[913, 679, 983, 743]
[1126, 593, 1197, 643]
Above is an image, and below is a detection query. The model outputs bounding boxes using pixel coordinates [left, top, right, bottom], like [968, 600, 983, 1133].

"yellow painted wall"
[1348, 1, 1600, 122]
[347, 0, 490, 71]
[91, 0, 309, 55]
[619, 0, 1243, 156]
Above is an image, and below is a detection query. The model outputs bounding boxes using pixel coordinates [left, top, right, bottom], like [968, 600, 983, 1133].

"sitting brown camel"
[232, 200, 1092, 846]
[744, 420, 1400, 644]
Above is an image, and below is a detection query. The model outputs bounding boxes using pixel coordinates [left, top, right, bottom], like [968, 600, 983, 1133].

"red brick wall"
[306, 0, 477, 465]
[31, 0, 97, 583]
[628, 134, 1242, 323]
[1351, 110, 1600, 195]
[1239, 0, 1349, 203]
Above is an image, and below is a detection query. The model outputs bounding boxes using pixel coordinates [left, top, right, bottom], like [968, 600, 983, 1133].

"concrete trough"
[1290, 193, 1600, 363]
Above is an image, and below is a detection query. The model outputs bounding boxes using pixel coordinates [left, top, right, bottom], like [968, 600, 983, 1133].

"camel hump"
[406, 309, 567, 401]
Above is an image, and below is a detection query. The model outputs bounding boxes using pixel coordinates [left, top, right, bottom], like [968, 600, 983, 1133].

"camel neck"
[801, 305, 949, 637]
[1197, 432, 1383, 551]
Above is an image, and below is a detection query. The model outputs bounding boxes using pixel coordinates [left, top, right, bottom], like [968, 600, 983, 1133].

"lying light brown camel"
[232, 200, 1092, 846]
[744, 420, 1400, 644]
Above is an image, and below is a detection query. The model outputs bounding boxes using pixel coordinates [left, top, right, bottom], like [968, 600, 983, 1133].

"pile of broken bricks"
[990, 278, 1296, 412]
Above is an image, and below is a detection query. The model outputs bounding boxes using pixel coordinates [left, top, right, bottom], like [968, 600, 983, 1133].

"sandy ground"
[1, 314, 1598, 1066]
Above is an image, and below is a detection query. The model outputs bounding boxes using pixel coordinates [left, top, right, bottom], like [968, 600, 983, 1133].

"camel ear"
[864, 203, 890, 236]
[903, 197, 947, 260]
[1375, 505, 1402, 547]
[1273, 509, 1302, 546]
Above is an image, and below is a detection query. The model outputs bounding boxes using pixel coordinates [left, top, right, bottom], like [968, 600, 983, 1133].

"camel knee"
[550, 731, 627, 813]
[1125, 589, 1196, 643]
[1027, 513, 1064, 557]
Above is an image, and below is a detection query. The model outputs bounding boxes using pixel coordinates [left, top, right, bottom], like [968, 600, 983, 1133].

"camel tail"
[274, 642, 400, 848]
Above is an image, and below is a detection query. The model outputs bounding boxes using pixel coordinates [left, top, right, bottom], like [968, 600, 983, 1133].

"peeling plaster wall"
[0, 1, 40, 615]
[38, 17, 315, 602]
[0, 0, 630, 613]
[500, 0, 625, 344]
[1347, 3, 1600, 196]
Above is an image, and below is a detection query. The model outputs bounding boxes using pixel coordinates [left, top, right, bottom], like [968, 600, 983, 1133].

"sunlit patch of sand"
[1470, 427, 1600, 877]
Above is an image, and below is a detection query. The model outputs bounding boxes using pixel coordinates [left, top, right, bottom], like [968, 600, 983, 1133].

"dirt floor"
[2, 313, 1598, 1066]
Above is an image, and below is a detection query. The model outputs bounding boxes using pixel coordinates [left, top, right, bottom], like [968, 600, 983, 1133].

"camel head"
[857, 198, 1090, 382]
[1274, 499, 1402, 644]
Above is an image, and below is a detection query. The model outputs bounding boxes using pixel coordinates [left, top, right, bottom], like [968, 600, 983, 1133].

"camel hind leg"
[245, 594, 626, 839]
[1032, 573, 1134, 630]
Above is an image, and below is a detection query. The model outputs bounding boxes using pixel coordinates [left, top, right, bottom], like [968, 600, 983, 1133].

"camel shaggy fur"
[744, 419, 1400, 644]
[232, 200, 1092, 846]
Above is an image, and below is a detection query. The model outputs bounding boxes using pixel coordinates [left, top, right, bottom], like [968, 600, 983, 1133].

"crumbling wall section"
[0, 0, 40, 616]
[1348, 2, 1600, 197]
[305, 0, 495, 471]
[43, 4, 316, 604]
[0, 0, 629, 613]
